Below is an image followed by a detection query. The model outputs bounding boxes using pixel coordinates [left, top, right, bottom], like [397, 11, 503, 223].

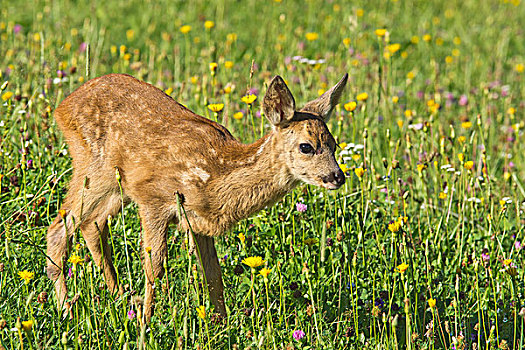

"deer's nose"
[322, 170, 345, 188]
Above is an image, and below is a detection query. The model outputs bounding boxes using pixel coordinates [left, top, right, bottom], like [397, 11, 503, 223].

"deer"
[46, 72, 348, 322]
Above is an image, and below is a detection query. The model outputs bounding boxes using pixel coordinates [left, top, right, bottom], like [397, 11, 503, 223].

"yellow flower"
[339, 164, 349, 173]
[259, 267, 272, 278]
[354, 167, 365, 179]
[241, 94, 257, 104]
[233, 112, 244, 120]
[507, 107, 516, 115]
[503, 259, 512, 266]
[397, 119, 404, 128]
[356, 8, 364, 17]
[1, 91, 13, 101]
[18, 270, 34, 284]
[204, 20, 215, 29]
[207, 103, 224, 113]
[445, 56, 454, 64]
[457, 136, 466, 143]
[464, 161, 474, 170]
[209, 62, 218, 73]
[422, 34, 432, 42]
[457, 153, 464, 162]
[515, 63, 524, 73]
[344, 101, 357, 112]
[392, 96, 399, 104]
[438, 191, 447, 199]
[165, 87, 173, 96]
[356, 92, 368, 101]
[396, 263, 409, 273]
[224, 61, 234, 69]
[452, 49, 460, 57]
[226, 33, 238, 42]
[387, 43, 401, 54]
[68, 254, 84, 265]
[242, 256, 265, 269]
[196, 305, 206, 319]
[339, 142, 347, 149]
[351, 154, 361, 162]
[179, 25, 192, 34]
[21, 320, 33, 332]
[126, 29, 135, 41]
[145, 246, 152, 254]
[428, 298, 436, 309]
[375, 29, 387, 37]
[388, 220, 401, 233]
[406, 71, 415, 80]
[342, 38, 351, 47]
[305, 32, 319, 41]
[238, 232, 246, 244]
[461, 121, 472, 129]
[453, 36, 461, 45]
[504, 171, 511, 181]
[417, 163, 427, 173]
[411, 36, 419, 44]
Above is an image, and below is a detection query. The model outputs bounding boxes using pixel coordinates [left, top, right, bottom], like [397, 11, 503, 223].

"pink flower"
[296, 202, 307, 213]
[127, 310, 136, 320]
[458, 95, 468, 106]
[293, 329, 305, 340]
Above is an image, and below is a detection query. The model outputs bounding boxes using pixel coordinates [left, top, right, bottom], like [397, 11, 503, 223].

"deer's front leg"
[192, 234, 227, 316]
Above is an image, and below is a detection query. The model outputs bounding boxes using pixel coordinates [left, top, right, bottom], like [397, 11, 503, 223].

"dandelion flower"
[375, 29, 387, 37]
[515, 63, 524, 73]
[388, 220, 401, 233]
[241, 94, 257, 104]
[145, 246, 152, 254]
[18, 270, 34, 284]
[342, 38, 351, 47]
[238, 232, 246, 244]
[1, 92, 13, 101]
[21, 320, 33, 332]
[355, 167, 365, 179]
[209, 62, 218, 74]
[224, 61, 234, 69]
[356, 92, 368, 101]
[439, 191, 447, 199]
[259, 267, 271, 278]
[344, 101, 357, 112]
[461, 121, 472, 129]
[204, 20, 215, 29]
[464, 161, 474, 170]
[387, 43, 401, 54]
[68, 254, 84, 265]
[233, 112, 243, 120]
[457, 153, 464, 162]
[428, 298, 436, 309]
[242, 256, 265, 269]
[196, 305, 206, 319]
[207, 103, 224, 113]
[179, 25, 191, 34]
[339, 163, 349, 173]
[396, 263, 409, 273]
[507, 107, 516, 115]
[423, 34, 432, 42]
[305, 32, 319, 41]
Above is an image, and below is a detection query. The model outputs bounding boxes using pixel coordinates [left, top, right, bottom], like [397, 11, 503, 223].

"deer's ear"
[263, 76, 296, 127]
[301, 73, 348, 121]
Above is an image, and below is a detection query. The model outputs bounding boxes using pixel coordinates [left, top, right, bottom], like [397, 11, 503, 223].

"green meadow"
[1, 0, 524, 348]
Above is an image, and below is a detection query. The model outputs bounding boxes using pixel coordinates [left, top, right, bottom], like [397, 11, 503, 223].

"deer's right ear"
[263, 76, 296, 127]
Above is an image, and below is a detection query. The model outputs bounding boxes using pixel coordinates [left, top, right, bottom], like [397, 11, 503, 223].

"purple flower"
[481, 252, 490, 262]
[293, 329, 305, 340]
[515, 241, 522, 251]
[296, 202, 307, 213]
[67, 267, 73, 278]
[79, 42, 87, 53]
[14, 24, 22, 34]
[458, 94, 468, 106]
[416, 91, 424, 99]
[247, 87, 259, 96]
[26, 159, 33, 169]
[127, 310, 136, 320]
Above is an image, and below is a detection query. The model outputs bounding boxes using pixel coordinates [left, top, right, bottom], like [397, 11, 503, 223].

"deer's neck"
[211, 133, 298, 223]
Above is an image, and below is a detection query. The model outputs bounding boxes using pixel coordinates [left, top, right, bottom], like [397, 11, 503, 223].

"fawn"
[46, 72, 347, 322]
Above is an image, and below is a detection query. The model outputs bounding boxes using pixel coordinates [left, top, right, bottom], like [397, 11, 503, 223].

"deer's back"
[54, 74, 238, 170]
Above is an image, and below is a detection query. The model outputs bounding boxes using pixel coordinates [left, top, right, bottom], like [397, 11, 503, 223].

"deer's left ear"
[301, 73, 348, 121]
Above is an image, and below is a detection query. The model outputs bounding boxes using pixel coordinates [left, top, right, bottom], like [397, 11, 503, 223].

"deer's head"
[263, 74, 348, 190]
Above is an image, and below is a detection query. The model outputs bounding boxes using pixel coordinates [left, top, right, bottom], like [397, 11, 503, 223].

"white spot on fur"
[192, 167, 210, 182]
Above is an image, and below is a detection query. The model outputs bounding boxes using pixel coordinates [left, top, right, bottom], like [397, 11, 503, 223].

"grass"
[1, 0, 524, 348]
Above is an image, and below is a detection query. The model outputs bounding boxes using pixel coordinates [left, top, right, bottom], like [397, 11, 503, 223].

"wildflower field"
[1, 0, 525, 349]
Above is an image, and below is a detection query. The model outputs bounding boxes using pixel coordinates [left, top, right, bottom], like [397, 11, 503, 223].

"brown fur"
[46, 73, 348, 322]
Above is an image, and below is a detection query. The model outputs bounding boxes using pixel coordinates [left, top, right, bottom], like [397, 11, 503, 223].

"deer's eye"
[299, 143, 314, 154]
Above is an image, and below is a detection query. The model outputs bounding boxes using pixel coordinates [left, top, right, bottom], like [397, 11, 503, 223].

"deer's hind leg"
[80, 190, 125, 296]
[46, 171, 85, 313]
